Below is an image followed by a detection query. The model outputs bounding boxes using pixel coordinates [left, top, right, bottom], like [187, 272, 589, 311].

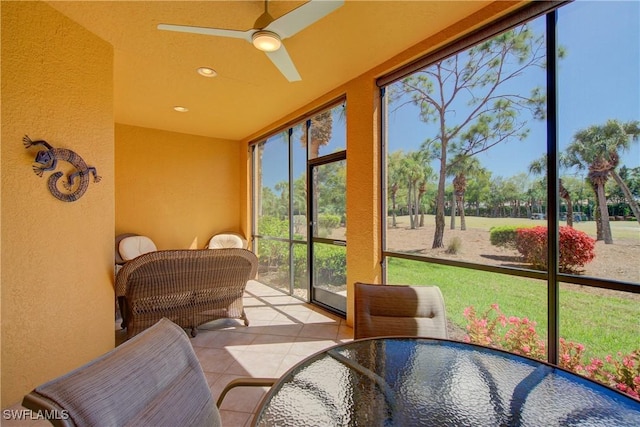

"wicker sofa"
[115, 248, 258, 339]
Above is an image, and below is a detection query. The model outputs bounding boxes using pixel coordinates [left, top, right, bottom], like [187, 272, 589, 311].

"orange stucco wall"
[1, 1, 114, 407]
[115, 124, 242, 250]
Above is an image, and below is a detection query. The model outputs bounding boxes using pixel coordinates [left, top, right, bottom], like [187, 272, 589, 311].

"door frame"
[307, 150, 347, 315]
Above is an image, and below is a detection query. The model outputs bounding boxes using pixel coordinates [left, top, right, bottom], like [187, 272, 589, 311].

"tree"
[564, 120, 640, 243]
[465, 168, 492, 217]
[506, 173, 530, 218]
[529, 154, 574, 227]
[392, 24, 546, 248]
[307, 110, 333, 159]
[387, 150, 406, 227]
[609, 166, 640, 216]
[397, 151, 431, 229]
[446, 154, 482, 230]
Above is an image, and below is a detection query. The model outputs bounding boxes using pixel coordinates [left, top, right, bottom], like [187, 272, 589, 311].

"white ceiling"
[46, 1, 507, 141]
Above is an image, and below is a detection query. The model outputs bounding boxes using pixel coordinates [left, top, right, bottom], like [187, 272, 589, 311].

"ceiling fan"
[158, 0, 344, 82]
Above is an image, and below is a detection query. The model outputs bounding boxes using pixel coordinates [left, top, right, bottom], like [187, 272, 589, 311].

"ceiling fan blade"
[266, 0, 344, 40]
[157, 23, 253, 41]
[265, 45, 301, 82]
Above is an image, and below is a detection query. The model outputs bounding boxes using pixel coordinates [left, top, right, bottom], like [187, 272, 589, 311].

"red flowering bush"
[515, 226, 595, 273]
[579, 351, 640, 399]
[464, 304, 640, 400]
[463, 304, 545, 359]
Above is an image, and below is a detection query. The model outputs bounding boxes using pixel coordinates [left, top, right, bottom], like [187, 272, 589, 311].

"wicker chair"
[354, 282, 449, 340]
[23, 318, 221, 427]
[116, 248, 258, 339]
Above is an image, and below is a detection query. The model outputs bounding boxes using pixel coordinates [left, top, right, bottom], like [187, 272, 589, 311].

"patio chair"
[23, 318, 275, 427]
[23, 318, 220, 426]
[354, 282, 449, 340]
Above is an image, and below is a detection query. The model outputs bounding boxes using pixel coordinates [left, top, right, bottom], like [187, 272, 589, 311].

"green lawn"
[387, 257, 639, 360]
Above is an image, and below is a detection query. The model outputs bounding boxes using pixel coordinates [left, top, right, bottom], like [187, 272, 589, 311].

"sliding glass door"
[309, 153, 347, 314]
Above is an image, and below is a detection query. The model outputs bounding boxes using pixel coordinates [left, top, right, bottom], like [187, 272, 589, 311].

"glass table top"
[254, 338, 640, 426]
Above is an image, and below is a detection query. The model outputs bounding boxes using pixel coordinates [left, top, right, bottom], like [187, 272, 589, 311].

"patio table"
[253, 337, 640, 426]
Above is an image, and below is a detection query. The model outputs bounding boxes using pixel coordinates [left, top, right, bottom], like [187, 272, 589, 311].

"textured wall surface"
[1, 1, 114, 406]
[115, 124, 241, 250]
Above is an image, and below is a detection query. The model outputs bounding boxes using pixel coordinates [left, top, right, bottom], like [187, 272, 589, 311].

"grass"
[388, 257, 639, 361]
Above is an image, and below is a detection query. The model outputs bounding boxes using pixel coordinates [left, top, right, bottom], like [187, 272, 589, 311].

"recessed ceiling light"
[197, 67, 217, 77]
[173, 106, 189, 112]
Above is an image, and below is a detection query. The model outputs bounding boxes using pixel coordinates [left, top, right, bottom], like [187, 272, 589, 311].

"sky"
[260, 1, 639, 189]
[386, 0, 640, 182]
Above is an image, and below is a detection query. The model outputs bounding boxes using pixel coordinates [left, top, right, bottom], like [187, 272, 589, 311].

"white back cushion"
[208, 233, 245, 249]
[119, 236, 157, 261]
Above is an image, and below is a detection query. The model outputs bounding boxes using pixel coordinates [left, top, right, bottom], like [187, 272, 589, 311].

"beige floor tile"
[193, 347, 239, 374]
[224, 352, 287, 377]
[192, 329, 257, 350]
[275, 353, 309, 376]
[306, 310, 342, 324]
[219, 409, 252, 427]
[268, 313, 304, 325]
[259, 295, 305, 305]
[203, 371, 224, 388]
[247, 334, 295, 354]
[243, 307, 280, 321]
[298, 323, 340, 340]
[288, 337, 340, 356]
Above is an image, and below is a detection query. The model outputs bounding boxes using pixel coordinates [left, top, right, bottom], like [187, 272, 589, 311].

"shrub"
[312, 244, 346, 285]
[317, 214, 341, 237]
[464, 304, 640, 400]
[558, 226, 596, 273]
[515, 226, 548, 269]
[489, 226, 521, 249]
[445, 236, 462, 254]
[257, 217, 289, 269]
[292, 241, 347, 286]
[515, 226, 595, 273]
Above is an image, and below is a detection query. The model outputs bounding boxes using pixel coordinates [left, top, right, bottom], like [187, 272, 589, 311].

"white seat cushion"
[119, 236, 157, 261]
[208, 233, 246, 249]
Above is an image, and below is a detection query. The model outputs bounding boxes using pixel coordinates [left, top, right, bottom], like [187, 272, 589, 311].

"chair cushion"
[119, 236, 157, 261]
[208, 233, 246, 249]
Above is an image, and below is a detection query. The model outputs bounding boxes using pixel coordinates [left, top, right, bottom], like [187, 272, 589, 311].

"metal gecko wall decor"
[23, 135, 101, 202]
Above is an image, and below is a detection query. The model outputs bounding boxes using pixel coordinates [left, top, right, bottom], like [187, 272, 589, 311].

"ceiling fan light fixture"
[252, 30, 281, 52]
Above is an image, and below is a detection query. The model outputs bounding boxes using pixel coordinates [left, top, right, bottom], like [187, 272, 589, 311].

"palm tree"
[307, 110, 333, 159]
[387, 151, 405, 227]
[446, 154, 481, 231]
[404, 152, 427, 229]
[528, 155, 574, 227]
[563, 120, 640, 243]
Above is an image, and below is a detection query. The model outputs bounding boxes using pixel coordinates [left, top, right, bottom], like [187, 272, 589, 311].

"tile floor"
[2, 280, 353, 427]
